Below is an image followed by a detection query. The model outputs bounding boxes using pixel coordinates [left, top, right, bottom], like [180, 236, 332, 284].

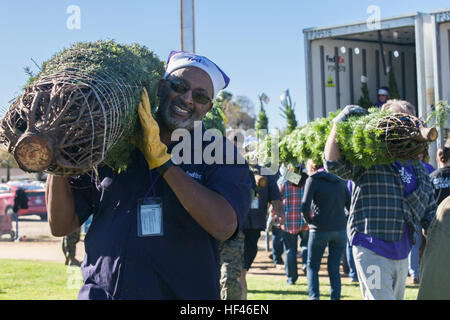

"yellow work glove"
[131, 88, 171, 169]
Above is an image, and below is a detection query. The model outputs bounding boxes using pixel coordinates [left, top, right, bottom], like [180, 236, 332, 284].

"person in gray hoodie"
[301, 159, 351, 300]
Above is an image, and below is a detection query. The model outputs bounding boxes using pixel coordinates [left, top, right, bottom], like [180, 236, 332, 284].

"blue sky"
[0, 0, 448, 130]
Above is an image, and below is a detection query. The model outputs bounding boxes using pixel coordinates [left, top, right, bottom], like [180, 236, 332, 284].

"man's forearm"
[270, 200, 285, 224]
[46, 176, 79, 237]
[324, 123, 341, 161]
[270, 200, 284, 217]
[161, 166, 238, 241]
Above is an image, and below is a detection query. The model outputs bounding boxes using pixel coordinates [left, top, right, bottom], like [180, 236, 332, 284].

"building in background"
[303, 9, 450, 167]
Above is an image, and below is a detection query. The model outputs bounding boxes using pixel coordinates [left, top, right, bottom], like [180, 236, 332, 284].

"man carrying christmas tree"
[323, 100, 436, 300]
[46, 51, 252, 299]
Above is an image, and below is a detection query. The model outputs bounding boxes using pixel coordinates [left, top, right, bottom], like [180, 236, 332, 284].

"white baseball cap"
[164, 51, 230, 100]
[378, 87, 389, 95]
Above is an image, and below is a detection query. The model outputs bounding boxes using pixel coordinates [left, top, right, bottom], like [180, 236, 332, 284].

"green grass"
[247, 274, 419, 300]
[0, 259, 81, 300]
[0, 259, 419, 300]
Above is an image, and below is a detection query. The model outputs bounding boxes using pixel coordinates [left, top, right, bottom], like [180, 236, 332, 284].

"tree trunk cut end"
[14, 134, 54, 172]
[420, 127, 438, 142]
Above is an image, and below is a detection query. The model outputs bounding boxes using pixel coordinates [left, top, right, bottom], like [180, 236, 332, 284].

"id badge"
[285, 171, 301, 185]
[251, 196, 259, 209]
[137, 197, 163, 237]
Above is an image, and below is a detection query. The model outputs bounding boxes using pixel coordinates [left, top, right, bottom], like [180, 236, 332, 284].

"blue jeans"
[243, 229, 261, 270]
[346, 238, 358, 281]
[271, 226, 284, 265]
[307, 230, 346, 300]
[281, 231, 298, 284]
[408, 232, 422, 279]
[299, 229, 309, 267]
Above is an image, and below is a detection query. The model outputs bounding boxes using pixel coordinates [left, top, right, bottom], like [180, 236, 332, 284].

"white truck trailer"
[303, 9, 450, 166]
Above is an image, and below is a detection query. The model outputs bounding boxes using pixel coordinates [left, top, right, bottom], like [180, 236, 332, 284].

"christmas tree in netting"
[279, 111, 339, 167]
[0, 40, 165, 176]
[277, 108, 438, 169]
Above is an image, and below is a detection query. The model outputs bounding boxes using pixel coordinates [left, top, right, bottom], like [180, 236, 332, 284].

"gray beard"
[159, 104, 204, 131]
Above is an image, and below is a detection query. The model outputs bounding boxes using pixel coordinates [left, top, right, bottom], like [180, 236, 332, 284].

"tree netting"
[258, 108, 438, 169]
[0, 40, 165, 176]
[335, 109, 437, 168]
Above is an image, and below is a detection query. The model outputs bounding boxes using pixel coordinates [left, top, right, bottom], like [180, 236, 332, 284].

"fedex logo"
[187, 56, 209, 67]
[326, 55, 345, 64]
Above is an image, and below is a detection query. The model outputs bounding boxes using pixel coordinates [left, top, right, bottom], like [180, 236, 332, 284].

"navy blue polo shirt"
[70, 127, 251, 300]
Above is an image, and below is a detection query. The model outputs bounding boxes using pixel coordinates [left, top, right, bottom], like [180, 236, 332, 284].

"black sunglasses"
[166, 77, 212, 105]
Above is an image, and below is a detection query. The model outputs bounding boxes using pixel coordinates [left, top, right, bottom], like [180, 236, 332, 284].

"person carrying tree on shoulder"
[46, 51, 252, 300]
[323, 100, 437, 300]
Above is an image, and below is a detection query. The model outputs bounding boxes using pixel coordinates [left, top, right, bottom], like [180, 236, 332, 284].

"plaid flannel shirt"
[277, 178, 306, 234]
[324, 156, 436, 241]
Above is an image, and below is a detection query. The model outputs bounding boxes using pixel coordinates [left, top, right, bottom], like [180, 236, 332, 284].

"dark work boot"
[68, 257, 81, 267]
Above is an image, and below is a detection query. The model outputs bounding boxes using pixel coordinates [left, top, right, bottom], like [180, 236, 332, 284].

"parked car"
[0, 181, 47, 220]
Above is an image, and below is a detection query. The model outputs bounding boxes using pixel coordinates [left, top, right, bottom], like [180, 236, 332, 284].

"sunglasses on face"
[166, 77, 212, 105]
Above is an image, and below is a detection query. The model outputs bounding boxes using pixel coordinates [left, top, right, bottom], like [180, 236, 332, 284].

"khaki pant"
[418, 196, 450, 300]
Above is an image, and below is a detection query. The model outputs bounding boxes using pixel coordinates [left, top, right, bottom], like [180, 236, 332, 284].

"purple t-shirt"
[351, 161, 416, 260]
[421, 161, 435, 174]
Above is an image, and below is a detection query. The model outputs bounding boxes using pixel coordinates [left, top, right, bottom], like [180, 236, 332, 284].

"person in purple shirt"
[324, 100, 436, 300]
[46, 51, 252, 300]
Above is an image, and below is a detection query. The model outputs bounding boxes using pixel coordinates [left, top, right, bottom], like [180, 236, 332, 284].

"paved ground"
[0, 215, 84, 263]
[1, 215, 55, 240]
[0, 240, 85, 263]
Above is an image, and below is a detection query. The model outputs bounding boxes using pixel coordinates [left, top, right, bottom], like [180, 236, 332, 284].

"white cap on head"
[164, 51, 230, 100]
[378, 87, 389, 96]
